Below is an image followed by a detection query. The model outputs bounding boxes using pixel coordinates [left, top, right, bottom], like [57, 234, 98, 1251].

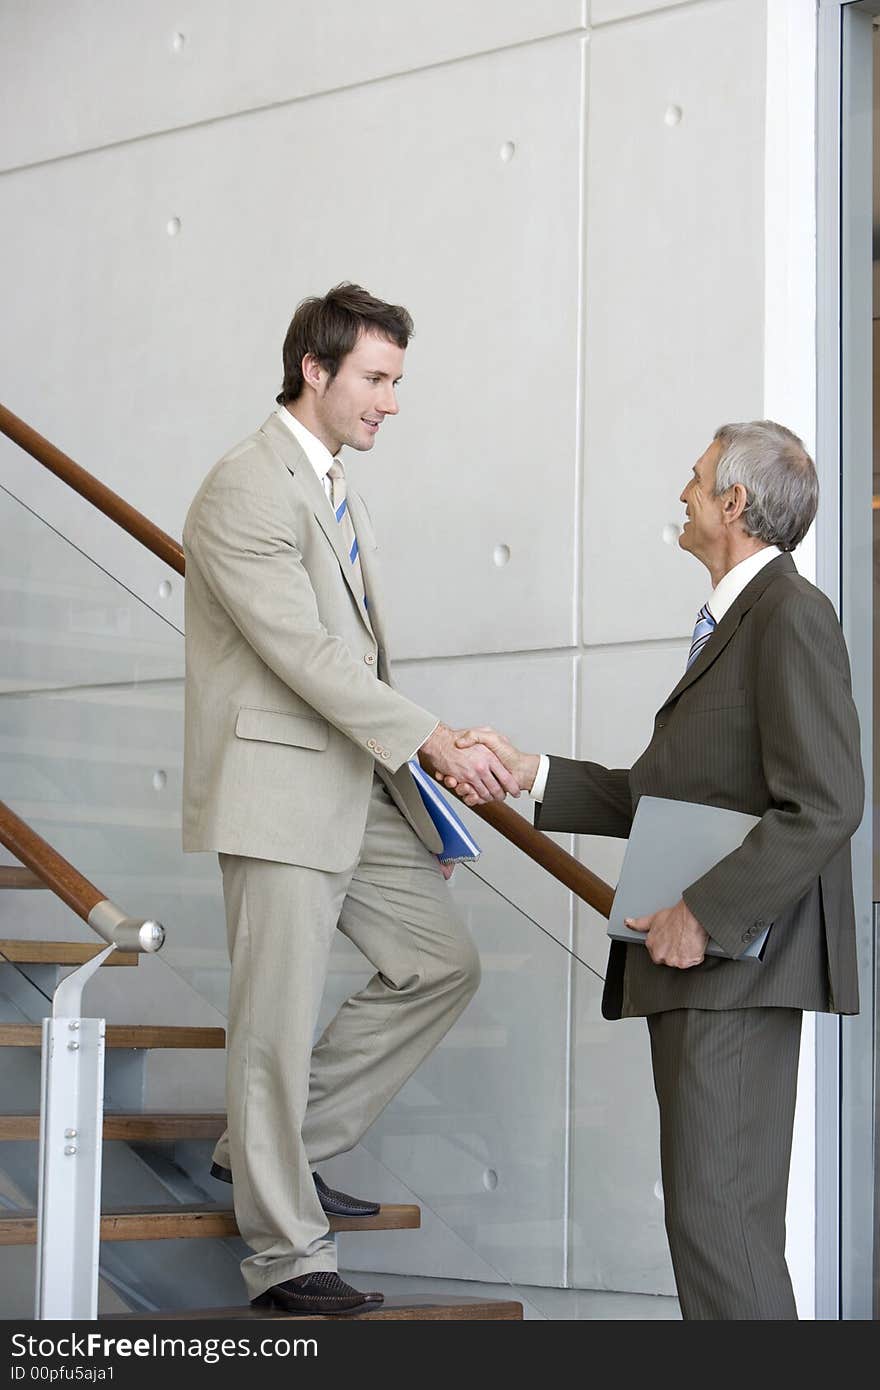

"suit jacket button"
[364, 653, 376, 665]
[367, 738, 377, 750]
[741, 932, 752, 943]
[754, 919, 765, 929]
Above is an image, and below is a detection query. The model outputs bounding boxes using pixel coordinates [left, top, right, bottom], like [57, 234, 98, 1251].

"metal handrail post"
[35, 946, 115, 1320]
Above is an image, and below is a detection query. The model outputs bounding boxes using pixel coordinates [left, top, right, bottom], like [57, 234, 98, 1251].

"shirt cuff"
[530, 754, 550, 802]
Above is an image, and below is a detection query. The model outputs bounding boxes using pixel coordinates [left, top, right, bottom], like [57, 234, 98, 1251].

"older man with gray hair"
[450, 421, 864, 1319]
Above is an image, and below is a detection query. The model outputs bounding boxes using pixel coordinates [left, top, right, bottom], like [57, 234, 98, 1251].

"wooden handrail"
[0, 404, 184, 576]
[0, 405, 616, 920]
[472, 801, 615, 918]
[0, 800, 104, 922]
[0, 801, 164, 951]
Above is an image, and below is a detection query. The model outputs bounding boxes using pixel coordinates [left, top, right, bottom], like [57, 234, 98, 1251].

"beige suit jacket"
[182, 412, 441, 871]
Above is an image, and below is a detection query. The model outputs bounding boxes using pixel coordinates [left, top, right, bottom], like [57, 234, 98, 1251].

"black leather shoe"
[209, 1162, 381, 1218]
[250, 1271, 384, 1316]
[312, 1172, 380, 1218]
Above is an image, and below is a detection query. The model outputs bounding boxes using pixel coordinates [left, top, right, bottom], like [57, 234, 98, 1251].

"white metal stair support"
[35, 944, 114, 1320]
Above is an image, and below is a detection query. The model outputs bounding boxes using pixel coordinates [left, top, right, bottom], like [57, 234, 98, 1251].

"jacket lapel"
[659, 552, 796, 711]
[260, 413, 375, 639]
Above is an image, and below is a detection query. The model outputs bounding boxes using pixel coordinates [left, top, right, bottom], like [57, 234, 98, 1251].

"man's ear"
[301, 353, 325, 392]
[723, 482, 749, 526]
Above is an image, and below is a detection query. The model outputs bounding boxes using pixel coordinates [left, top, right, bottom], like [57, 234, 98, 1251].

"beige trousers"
[212, 777, 480, 1300]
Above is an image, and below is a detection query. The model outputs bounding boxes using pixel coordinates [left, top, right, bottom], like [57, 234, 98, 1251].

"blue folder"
[407, 759, 482, 864]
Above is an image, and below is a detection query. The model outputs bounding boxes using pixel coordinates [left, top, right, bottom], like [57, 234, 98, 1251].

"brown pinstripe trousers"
[647, 1007, 802, 1319]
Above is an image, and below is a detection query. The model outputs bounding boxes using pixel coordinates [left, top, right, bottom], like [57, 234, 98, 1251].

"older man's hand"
[625, 898, 709, 969]
[434, 727, 540, 806]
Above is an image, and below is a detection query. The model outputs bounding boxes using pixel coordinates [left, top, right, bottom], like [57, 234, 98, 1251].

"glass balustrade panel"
[0, 484, 671, 1316]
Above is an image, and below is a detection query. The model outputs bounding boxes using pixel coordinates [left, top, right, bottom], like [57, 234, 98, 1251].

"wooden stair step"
[0, 1112, 227, 1141]
[0, 1203, 420, 1244]
[0, 939, 138, 967]
[104, 1295, 523, 1321]
[0, 1024, 225, 1049]
[0, 870, 46, 890]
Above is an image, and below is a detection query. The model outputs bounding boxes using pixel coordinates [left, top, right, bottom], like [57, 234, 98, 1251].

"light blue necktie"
[686, 602, 716, 670]
[327, 459, 368, 611]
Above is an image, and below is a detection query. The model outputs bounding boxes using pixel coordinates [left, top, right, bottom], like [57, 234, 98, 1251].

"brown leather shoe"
[250, 1271, 384, 1316]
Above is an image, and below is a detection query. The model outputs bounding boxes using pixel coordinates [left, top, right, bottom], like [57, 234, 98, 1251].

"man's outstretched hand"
[419, 723, 521, 806]
[431, 726, 540, 807]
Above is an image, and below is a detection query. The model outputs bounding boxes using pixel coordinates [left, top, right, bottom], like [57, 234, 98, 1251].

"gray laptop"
[608, 795, 769, 959]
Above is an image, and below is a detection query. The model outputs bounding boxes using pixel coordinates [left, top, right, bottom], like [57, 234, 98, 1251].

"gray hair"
[712, 420, 818, 552]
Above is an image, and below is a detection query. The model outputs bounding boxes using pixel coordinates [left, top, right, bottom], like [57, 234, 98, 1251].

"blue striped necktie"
[327, 459, 367, 610]
[686, 602, 716, 669]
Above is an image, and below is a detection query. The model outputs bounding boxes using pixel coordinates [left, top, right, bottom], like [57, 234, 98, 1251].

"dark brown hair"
[276, 282, 414, 404]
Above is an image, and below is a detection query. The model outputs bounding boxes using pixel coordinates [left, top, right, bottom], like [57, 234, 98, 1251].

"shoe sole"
[251, 1295, 383, 1317]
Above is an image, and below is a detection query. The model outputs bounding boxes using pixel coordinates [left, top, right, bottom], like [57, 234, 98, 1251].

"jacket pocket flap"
[688, 689, 748, 714]
[235, 707, 329, 750]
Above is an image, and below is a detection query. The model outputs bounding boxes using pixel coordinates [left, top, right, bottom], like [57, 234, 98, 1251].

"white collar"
[276, 406, 339, 482]
[708, 545, 783, 624]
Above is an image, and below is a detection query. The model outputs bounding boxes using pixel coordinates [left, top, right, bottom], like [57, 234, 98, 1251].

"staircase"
[0, 933, 523, 1320]
[0, 409, 603, 1322]
[105, 1295, 524, 1321]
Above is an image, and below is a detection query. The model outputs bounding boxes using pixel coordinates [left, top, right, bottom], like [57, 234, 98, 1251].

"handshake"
[418, 723, 539, 808]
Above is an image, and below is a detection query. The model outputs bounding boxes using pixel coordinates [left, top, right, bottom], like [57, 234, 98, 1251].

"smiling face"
[678, 439, 727, 568]
[306, 330, 404, 455]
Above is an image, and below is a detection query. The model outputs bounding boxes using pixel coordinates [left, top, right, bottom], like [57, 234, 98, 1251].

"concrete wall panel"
[583, 0, 766, 646]
[1, 37, 583, 658]
[591, 0, 692, 25]
[0, 0, 586, 170]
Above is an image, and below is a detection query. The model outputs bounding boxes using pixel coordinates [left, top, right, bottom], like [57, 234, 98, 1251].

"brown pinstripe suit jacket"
[536, 554, 864, 1020]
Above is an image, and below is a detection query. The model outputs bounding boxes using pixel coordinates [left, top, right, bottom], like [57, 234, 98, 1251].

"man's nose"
[380, 386, 399, 416]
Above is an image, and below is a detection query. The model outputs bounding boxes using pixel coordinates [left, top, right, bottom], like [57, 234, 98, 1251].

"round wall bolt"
[64, 1146, 78, 1156]
[67, 1041, 80, 1052]
[68, 1021, 80, 1031]
[64, 1129, 78, 1139]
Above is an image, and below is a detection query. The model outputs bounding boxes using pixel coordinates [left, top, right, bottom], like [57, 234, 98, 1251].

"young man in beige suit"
[449, 422, 864, 1319]
[182, 283, 518, 1315]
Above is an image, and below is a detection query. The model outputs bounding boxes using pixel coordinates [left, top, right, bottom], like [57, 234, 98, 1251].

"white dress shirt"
[276, 407, 440, 759]
[704, 544, 781, 624]
[276, 405, 338, 496]
[530, 545, 783, 802]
